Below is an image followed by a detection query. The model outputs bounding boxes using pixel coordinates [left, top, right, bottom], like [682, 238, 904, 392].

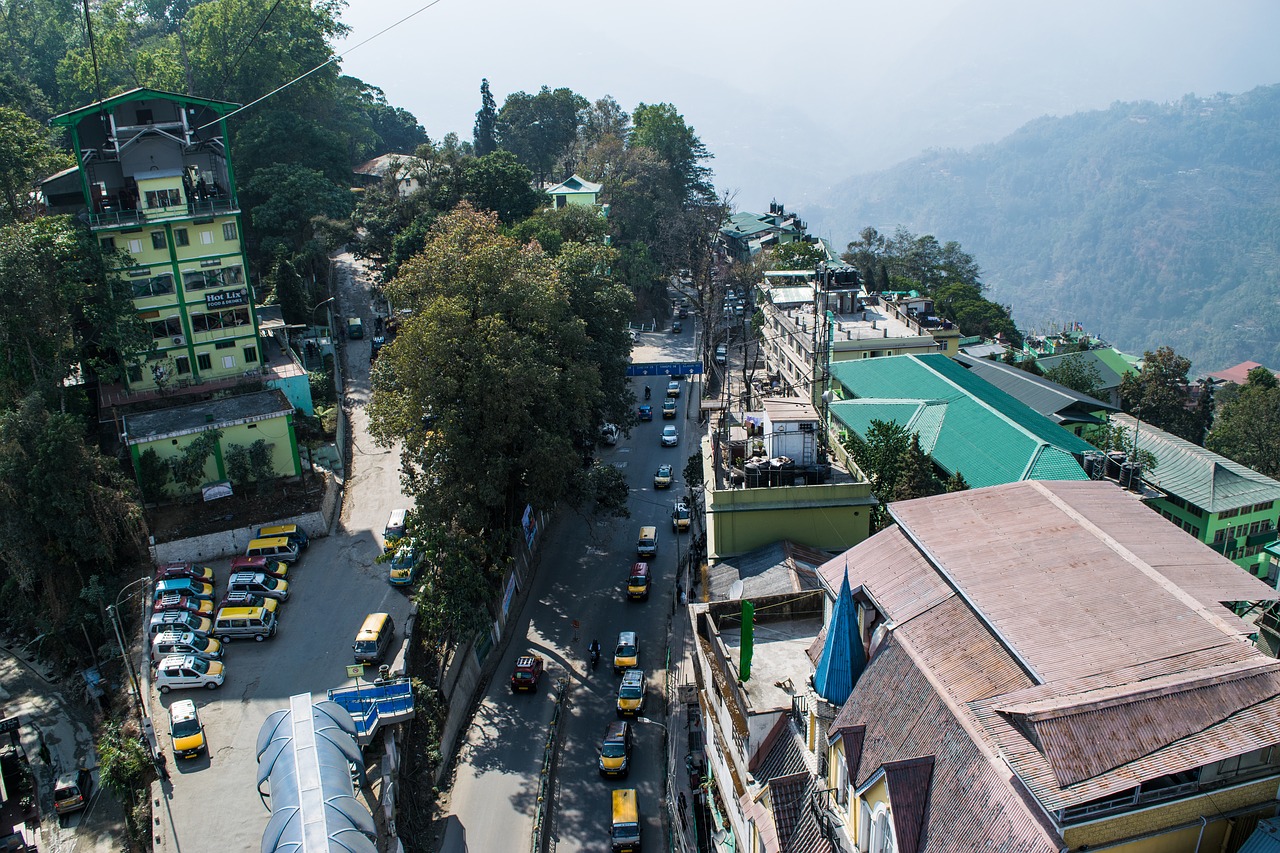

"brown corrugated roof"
[884, 757, 935, 853]
[768, 772, 810, 849]
[832, 637, 1062, 852]
[888, 480, 1277, 685]
[819, 479, 1280, 835]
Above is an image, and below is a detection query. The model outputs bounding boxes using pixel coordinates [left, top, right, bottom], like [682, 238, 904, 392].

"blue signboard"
[628, 362, 703, 377]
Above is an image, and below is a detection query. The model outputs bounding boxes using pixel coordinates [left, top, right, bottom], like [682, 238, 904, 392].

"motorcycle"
[589, 646, 601, 670]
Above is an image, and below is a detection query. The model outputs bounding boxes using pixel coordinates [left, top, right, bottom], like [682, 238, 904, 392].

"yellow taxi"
[613, 631, 639, 674]
[616, 669, 646, 717]
[168, 699, 206, 759]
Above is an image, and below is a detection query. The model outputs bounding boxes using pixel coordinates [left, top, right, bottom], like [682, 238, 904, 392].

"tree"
[1042, 353, 1104, 399]
[0, 107, 72, 222]
[630, 102, 714, 203]
[368, 205, 607, 534]
[473, 78, 497, 156]
[136, 447, 171, 503]
[1119, 346, 1199, 442]
[892, 434, 942, 501]
[495, 86, 587, 187]
[0, 394, 145, 657]
[574, 463, 630, 519]
[945, 470, 969, 492]
[506, 203, 608, 257]
[458, 150, 545, 224]
[1207, 370, 1280, 477]
[241, 163, 354, 261]
[0, 216, 148, 407]
[169, 429, 221, 490]
[844, 419, 912, 529]
[770, 240, 826, 270]
[411, 520, 501, 678]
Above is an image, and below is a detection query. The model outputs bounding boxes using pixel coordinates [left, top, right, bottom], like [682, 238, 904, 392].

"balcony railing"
[87, 196, 239, 229]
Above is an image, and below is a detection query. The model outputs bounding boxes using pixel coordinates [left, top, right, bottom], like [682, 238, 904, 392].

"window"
[196, 353, 211, 371]
[191, 309, 250, 333]
[200, 231, 214, 245]
[1192, 526, 1200, 538]
[871, 808, 895, 853]
[1214, 529, 1227, 544]
[127, 238, 143, 254]
[127, 364, 142, 383]
[174, 228, 189, 247]
[151, 231, 166, 250]
[243, 346, 258, 364]
[144, 188, 182, 208]
[222, 355, 235, 369]
[100, 236, 116, 250]
[132, 274, 174, 298]
[1256, 501, 1275, 513]
[175, 357, 190, 375]
[214, 340, 235, 350]
[149, 317, 183, 340]
[135, 108, 153, 124]
[1221, 508, 1241, 520]
[222, 222, 237, 241]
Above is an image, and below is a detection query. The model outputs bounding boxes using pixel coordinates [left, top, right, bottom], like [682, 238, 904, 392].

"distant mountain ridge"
[809, 84, 1280, 373]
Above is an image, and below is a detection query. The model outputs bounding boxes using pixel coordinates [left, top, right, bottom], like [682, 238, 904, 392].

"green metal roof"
[51, 87, 239, 127]
[828, 354, 1092, 489]
[1113, 413, 1280, 513]
[1034, 348, 1137, 391]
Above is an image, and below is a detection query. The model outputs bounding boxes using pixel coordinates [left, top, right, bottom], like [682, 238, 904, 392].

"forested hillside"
[813, 84, 1280, 373]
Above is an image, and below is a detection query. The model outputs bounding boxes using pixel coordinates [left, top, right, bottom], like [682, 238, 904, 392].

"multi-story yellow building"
[48, 88, 261, 395]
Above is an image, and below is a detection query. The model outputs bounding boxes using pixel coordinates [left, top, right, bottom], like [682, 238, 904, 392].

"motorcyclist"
[588, 638, 601, 668]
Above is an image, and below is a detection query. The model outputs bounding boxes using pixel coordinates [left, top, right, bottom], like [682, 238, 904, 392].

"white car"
[661, 425, 678, 447]
[156, 655, 225, 693]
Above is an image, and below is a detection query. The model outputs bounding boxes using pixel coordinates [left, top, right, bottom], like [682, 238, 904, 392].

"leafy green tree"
[555, 241, 633, 425]
[1207, 369, 1280, 477]
[892, 434, 942, 501]
[844, 419, 912, 529]
[473, 78, 497, 156]
[232, 109, 351, 189]
[136, 447, 171, 503]
[0, 394, 145, 639]
[1119, 346, 1199, 442]
[368, 205, 606, 534]
[506, 203, 607, 257]
[630, 102, 714, 203]
[0, 0, 75, 117]
[169, 429, 221, 489]
[945, 470, 969, 492]
[411, 521, 501, 677]
[241, 163, 353, 259]
[0, 216, 147, 406]
[341, 78, 426, 155]
[770, 240, 826, 270]
[495, 86, 587, 186]
[0, 106, 72, 222]
[575, 463, 630, 518]
[1042, 353, 1104, 399]
[458, 149, 545, 224]
[683, 453, 704, 488]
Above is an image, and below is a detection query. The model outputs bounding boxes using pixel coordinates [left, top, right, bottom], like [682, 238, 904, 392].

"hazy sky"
[335, 0, 1280, 220]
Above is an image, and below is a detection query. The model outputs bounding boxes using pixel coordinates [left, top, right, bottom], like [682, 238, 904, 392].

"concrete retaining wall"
[153, 476, 340, 564]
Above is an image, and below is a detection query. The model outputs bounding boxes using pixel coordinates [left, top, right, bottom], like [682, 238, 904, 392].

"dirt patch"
[147, 473, 329, 543]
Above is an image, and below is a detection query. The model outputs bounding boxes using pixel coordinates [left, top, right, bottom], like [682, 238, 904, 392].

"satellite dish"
[729, 580, 744, 600]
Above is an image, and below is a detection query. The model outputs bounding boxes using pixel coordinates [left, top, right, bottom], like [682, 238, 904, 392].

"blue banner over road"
[628, 362, 703, 377]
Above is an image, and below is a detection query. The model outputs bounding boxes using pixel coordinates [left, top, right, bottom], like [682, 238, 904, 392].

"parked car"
[151, 630, 223, 664]
[168, 699, 206, 759]
[662, 399, 677, 419]
[53, 769, 93, 816]
[616, 669, 646, 717]
[637, 405, 653, 422]
[227, 572, 289, 601]
[661, 425, 678, 447]
[666, 380, 681, 398]
[218, 591, 278, 613]
[154, 578, 214, 602]
[155, 655, 225, 693]
[257, 524, 308, 550]
[600, 423, 620, 446]
[511, 654, 545, 693]
[653, 465, 673, 489]
[155, 562, 215, 583]
[347, 316, 364, 339]
[231, 554, 289, 580]
[149, 610, 213, 639]
[152, 594, 213, 616]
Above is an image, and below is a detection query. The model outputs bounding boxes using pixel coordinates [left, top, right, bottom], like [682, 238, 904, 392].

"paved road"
[155, 253, 414, 853]
[443, 379, 696, 853]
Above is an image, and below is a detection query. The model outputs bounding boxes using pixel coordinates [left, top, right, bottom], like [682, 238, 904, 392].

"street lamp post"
[309, 295, 336, 330]
[107, 575, 151, 725]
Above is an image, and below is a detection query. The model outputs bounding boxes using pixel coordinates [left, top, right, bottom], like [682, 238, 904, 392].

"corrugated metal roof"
[817, 527, 953, 625]
[830, 637, 1062, 852]
[1113, 413, 1280, 512]
[1034, 348, 1134, 391]
[766, 285, 816, 305]
[828, 354, 1092, 490]
[707, 540, 829, 601]
[954, 353, 1117, 418]
[884, 757, 935, 853]
[1239, 817, 1280, 853]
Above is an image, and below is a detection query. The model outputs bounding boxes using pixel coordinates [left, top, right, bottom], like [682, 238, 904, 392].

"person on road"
[588, 638, 601, 669]
[644, 385, 651, 400]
